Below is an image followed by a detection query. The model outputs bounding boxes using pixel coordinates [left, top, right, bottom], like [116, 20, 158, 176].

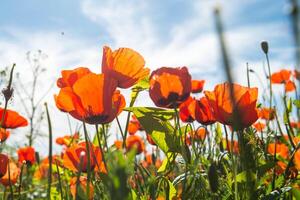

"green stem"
[82, 121, 91, 199]
[45, 103, 52, 200]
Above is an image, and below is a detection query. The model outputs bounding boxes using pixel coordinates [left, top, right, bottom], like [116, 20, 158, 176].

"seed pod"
[261, 41, 269, 54]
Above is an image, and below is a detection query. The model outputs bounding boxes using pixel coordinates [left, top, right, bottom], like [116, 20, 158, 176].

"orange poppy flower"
[70, 176, 94, 200]
[102, 46, 149, 88]
[57, 67, 92, 88]
[271, 69, 291, 84]
[0, 108, 28, 129]
[114, 140, 123, 150]
[194, 97, 216, 125]
[0, 160, 20, 187]
[128, 121, 140, 135]
[126, 135, 145, 154]
[285, 80, 296, 92]
[33, 156, 60, 180]
[141, 154, 153, 168]
[131, 115, 143, 131]
[253, 122, 266, 132]
[55, 71, 125, 124]
[149, 67, 192, 108]
[267, 143, 289, 159]
[146, 134, 156, 146]
[204, 82, 258, 130]
[258, 107, 276, 120]
[0, 128, 10, 143]
[0, 154, 8, 178]
[179, 97, 196, 123]
[56, 132, 79, 146]
[63, 142, 106, 173]
[191, 80, 205, 93]
[17, 146, 36, 165]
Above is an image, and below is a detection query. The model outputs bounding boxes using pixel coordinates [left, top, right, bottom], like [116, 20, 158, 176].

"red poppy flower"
[0, 154, 8, 178]
[56, 132, 79, 146]
[114, 136, 146, 153]
[285, 80, 296, 92]
[17, 146, 36, 165]
[128, 121, 140, 135]
[126, 135, 145, 154]
[179, 97, 196, 123]
[191, 80, 205, 93]
[258, 107, 276, 120]
[204, 82, 258, 130]
[70, 176, 94, 200]
[253, 122, 266, 132]
[271, 69, 291, 84]
[0, 108, 28, 129]
[57, 67, 92, 88]
[0, 160, 20, 187]
[149, 67, 192, 108]
[63, 142, 107, 173]
[194, 97, 216, 125]
[267, 143, 289, 159]
[102, 46, 149, 88]
[55, 70, 125, 124]
[0, 128, 10, 143]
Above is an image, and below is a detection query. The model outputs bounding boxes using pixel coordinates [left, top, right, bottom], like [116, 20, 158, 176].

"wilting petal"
[102, 46, 149, 88]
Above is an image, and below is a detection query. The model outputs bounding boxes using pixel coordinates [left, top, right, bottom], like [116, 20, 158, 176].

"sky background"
[0, 0, 297, 155]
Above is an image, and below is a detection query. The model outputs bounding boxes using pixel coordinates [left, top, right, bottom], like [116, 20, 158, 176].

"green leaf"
[125, 107, 175, 120]
[167, 180, 177, 200]
[125, 107, 181, 154]
[236, 171, 255, 183]
[130, 77, 150, 106]
[157, 153, 176, 173]
[292, 188, 300, 199]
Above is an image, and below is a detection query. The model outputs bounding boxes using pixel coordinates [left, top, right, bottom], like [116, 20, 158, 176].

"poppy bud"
[261, 41, 269, 54]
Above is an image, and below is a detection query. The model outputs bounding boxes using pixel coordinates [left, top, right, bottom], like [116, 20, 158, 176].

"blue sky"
[0, 0, 297, 155]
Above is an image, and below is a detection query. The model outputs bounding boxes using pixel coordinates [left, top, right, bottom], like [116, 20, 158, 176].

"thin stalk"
[8, 159, 13, 200]
[246, 62, 250, 87]
[55, 161, 64, 200]
[18, 163, 24, 199]
[95, 124, 107, 171]
[82, 121, 91, 199]
[45, 103, 53, 200]
[76, 155, 84, 200]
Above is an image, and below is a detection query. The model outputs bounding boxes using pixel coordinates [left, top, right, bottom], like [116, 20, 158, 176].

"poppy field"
[1, 5, 300, 200]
